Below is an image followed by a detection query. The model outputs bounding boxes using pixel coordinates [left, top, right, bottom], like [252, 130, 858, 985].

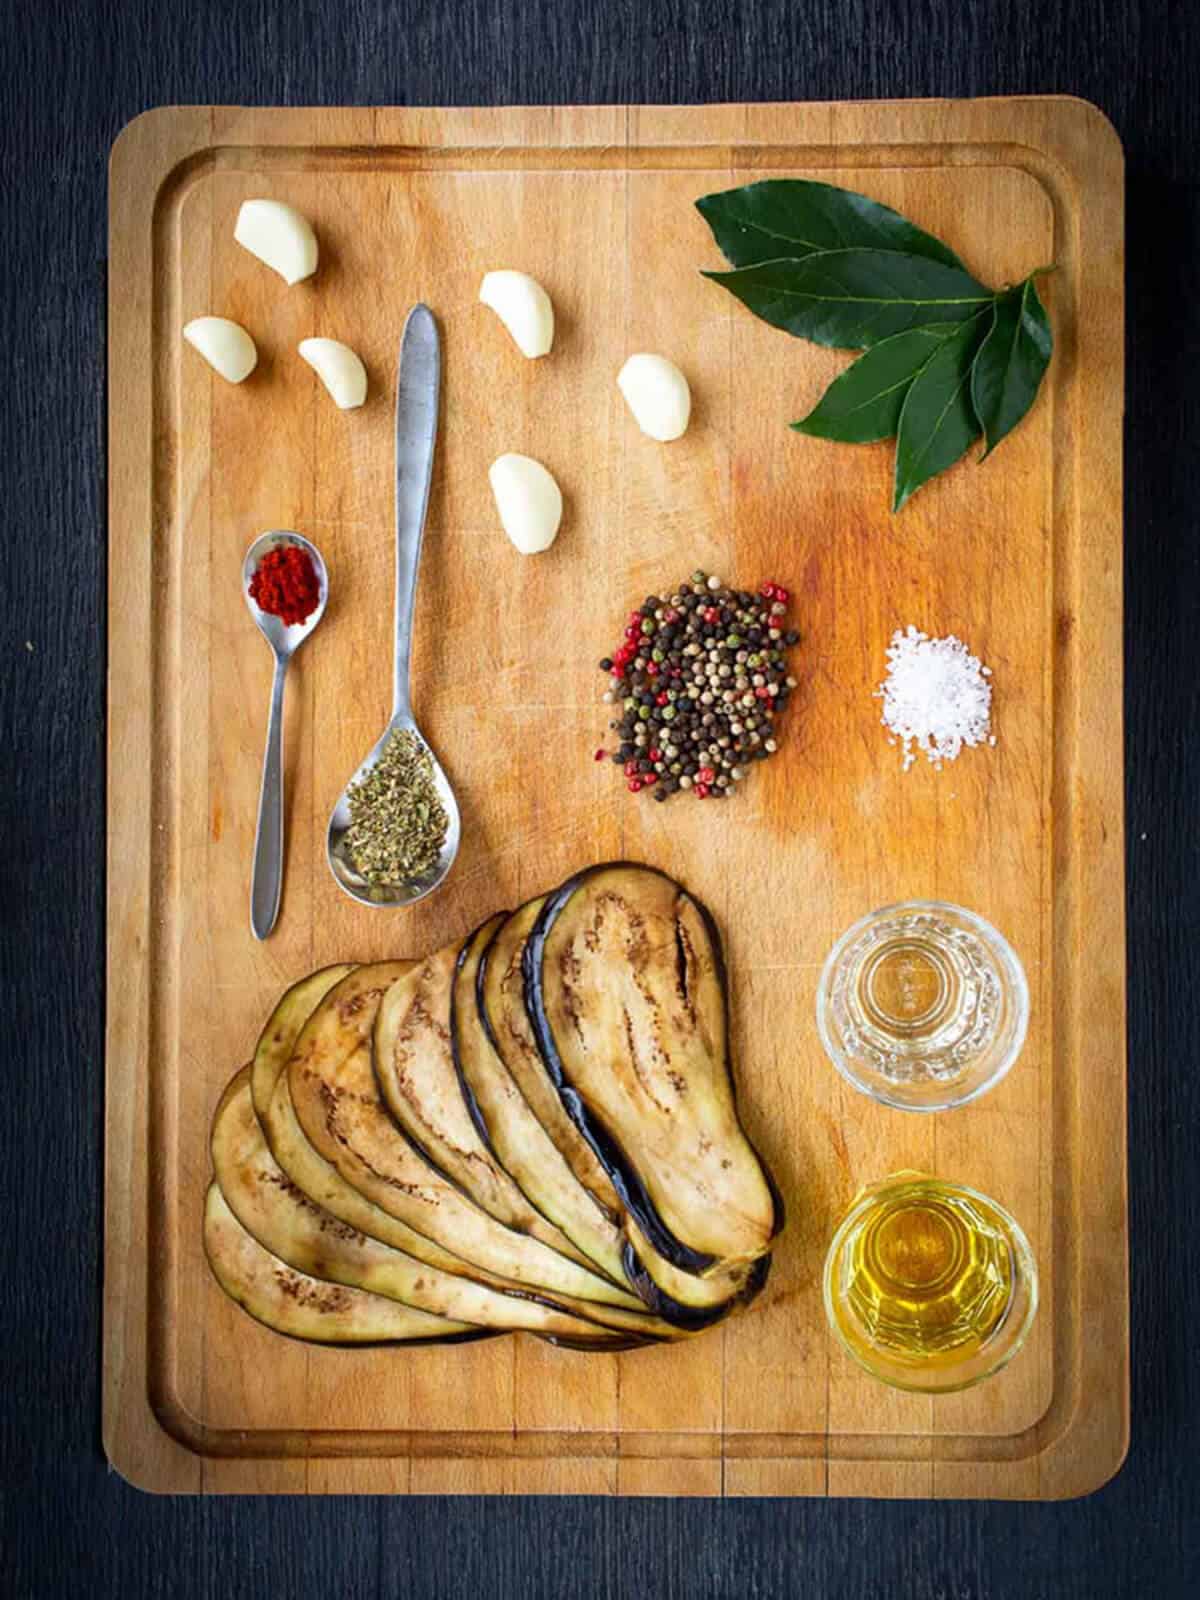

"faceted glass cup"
[815, 901, 1030, 1112]
[823, 1173, 1039, 1394]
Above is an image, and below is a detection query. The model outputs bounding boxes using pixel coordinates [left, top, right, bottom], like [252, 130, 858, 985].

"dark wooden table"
[3, 1, 1197, 1594]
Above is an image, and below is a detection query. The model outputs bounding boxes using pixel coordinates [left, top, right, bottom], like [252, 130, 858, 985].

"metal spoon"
[242, 530, 329, 940]
[325, 304, 461, 908]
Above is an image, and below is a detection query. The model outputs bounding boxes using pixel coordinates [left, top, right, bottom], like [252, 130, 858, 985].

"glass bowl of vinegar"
[823, 1174, 1038, 1393]
[816, 900, 1030, 1111]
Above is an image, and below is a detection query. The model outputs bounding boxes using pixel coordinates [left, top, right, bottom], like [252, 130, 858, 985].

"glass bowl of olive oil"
[823, 1174, 1038, 1393]
[816, 901, 1029, 1111]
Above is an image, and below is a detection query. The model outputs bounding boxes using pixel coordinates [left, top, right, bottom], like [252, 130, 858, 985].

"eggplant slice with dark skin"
[287, 963, 679, 1336]
[621, 1234, 772, 1330]
[478, 897, 623, 1220]
[207, 863, 783, 1350]
[255, 962, 671, 1342]
[524, 864, 783, 1275]
[452, 914, 633, 1287]
[250, 962, 356, 1123]
[372, 932, 603, 1273]
[478, 903, 764, 1327]
[213, 1066, 655, 1345]
[204, 1182, 487, 1347]
[618, 1214, 766, 1328]
[256, 972, 525, 1279]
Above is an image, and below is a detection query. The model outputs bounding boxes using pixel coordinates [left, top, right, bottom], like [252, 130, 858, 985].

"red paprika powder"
[249, 543, 321, 626]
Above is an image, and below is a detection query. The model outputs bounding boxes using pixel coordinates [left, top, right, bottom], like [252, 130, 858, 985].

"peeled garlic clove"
[617, 353, 691, 441]
[479, 270, 554, 358]
[298, 338, 368, 410]
[182, 316, 258, 384]
[488, 454, 563, 554]
[234, 199, 319, 285]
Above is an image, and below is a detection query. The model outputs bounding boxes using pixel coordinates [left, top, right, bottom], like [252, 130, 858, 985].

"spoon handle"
[392, 304, 441, 723]
[250, 652, 288, 940]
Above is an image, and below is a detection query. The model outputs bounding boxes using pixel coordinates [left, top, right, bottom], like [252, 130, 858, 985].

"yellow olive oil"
[824, 1176, 1036, 1389]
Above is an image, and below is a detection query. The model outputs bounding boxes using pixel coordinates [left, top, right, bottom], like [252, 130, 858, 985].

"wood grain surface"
[4, 0, 1199, 1594]
[105, 97, 1124, 1500]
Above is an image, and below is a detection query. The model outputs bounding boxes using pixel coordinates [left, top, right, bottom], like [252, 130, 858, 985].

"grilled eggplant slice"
[621, 1225, 772, 1330]
[538, 1331, 653, 1352]
[265, 1073, 507, 1275]
[524, 864, 782, 1273]
[255, 965, 663, 1325]
[250, 963, 356, 1121]
[204, 1182, 483, 1346]
[451, 914, 631, 1286]
[256, 978, 503, 1277]
[619, 1214, 764, 1327]
[252, 967, 351, 1119]
[209, 864, 784, 1352]
[372, 930, 598, 1273]
[477, 906, 766, 1325]
[287, 964, 671, 1334]
[479, 897, 622, 1217]
[213, 1067, 653, 1343]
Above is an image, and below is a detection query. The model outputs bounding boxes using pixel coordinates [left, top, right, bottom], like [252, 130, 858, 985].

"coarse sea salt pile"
[876, 626, 995, 771]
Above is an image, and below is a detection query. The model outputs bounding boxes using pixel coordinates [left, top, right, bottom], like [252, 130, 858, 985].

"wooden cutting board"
[105, 97, 1126, 1498]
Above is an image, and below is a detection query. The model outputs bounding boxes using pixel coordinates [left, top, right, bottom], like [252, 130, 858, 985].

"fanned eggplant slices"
[204, 862, 784, 1349]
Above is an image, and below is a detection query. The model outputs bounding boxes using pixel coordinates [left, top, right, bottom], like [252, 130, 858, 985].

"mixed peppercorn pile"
[596, 572, 799, 800]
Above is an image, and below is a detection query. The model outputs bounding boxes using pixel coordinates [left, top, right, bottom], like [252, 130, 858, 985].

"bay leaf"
[892, 313, 991, 511]
[790, 327, 953, 443]
[970, 276, 1053, 458]
[696, 179, 968, 271]
[703, 250, 993, 350]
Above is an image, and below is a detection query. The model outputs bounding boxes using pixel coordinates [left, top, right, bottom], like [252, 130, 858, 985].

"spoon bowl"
[326, 715, 461, 908]
[325, 303, 460, 909]
[242, 530, 329, 647]
[243, 530, 329, 939]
